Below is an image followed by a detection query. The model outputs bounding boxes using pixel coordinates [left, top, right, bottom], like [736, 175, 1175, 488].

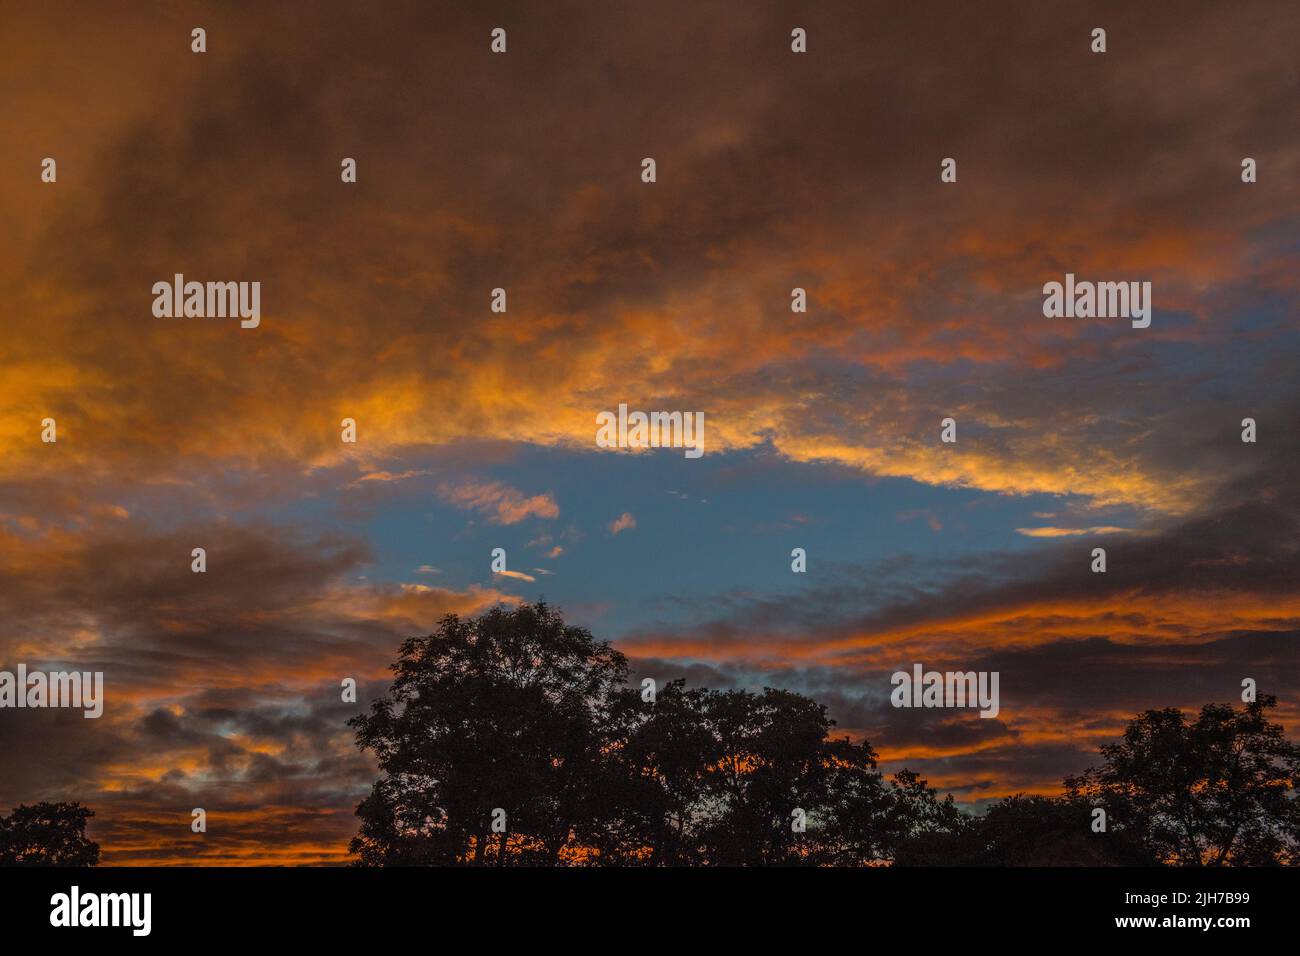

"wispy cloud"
[1015, 526, 1134, 538]
[436, 480, 559, 525]
[608, 512, 637, 535]
[494, 568, 537, 583]
[349, 469, 430, 486]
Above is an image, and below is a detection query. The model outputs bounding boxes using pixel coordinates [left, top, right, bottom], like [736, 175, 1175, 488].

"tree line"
[5, 601, 1296, 866]
[348, 602, 1300, 866]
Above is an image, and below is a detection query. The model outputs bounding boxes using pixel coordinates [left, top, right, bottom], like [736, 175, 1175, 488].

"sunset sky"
[2, 1, 1298, 864]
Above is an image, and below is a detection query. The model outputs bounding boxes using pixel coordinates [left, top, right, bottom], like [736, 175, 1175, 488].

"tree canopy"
[0, 801, 100, 866]
[1065, 697, 1300, 865]
[349, 602, 961, 865]
[349, 603, 1300, 866]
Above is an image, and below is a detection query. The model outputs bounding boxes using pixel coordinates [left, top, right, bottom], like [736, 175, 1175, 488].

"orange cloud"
[436, 480, 559, 525]
[1015, 526, 1135, 538]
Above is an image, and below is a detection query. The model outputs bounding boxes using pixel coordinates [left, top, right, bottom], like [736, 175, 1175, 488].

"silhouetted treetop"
[1066, 696, 1300, 866]
[0, 802, 100, 867]
[350, 603, 1300, 867]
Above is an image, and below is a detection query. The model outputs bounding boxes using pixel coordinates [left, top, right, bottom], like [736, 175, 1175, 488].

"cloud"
[350, 469, 430, 486]
[0, 514, 513, 863]
[1015, 525, 1134, 538]
[608, 512, 637, 535]
[897, 509, 943, 533]
[1, 0, 1294, 521]
[616, 415, 1300, 798]
[435, 480, 559, 524]
[494, 569, 537, 583]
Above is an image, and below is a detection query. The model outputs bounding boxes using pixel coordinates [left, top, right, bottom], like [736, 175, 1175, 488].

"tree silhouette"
[350, 602, 626, 865]
[350, 603, 1300, 866]
[885, 770, 978, 865]
[0, 802, 100, 866]
[1065, 696, 1300, 865]
[686, 688, 966, 866]
[591, 680, 719, 865]
[351, 603, 963, 866]
[692, 687, 854, 865]
[897, 794, 1156, 866]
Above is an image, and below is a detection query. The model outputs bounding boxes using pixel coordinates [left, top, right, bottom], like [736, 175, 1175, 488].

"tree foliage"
[0, 802, 100, 866]
[351, 603, 1300, 866]
[1065, 697, 1300, 865]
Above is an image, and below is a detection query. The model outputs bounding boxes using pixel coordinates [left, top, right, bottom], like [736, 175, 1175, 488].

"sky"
[1, 0, 1298, 864]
